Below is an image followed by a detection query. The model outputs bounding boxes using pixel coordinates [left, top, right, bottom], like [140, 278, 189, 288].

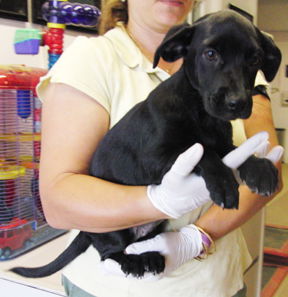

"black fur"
[11, 10, 281, 278]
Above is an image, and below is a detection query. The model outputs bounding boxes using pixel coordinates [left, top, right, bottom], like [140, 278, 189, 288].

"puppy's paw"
[239, 157, 279, 196]
[141, 252, 165, 275]
[205, 168, 239, 209]
[112, 252, 165, 278]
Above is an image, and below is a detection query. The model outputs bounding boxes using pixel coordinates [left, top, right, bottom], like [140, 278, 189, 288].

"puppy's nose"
[228, 100, 238, 110]
[227, 98, 245, 111]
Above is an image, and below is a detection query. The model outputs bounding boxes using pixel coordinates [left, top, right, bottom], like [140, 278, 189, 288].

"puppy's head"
[154, 10, 282, 121]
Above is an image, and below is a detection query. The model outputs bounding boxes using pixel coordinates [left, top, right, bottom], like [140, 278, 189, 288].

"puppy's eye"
[203, 49, 218, 61]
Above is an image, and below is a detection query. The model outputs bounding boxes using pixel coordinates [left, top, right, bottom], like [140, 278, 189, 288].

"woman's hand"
[147, 131, 282, 218]
[102, 224, 204, 280]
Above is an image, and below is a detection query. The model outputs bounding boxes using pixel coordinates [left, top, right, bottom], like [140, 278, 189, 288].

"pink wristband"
[200, 231, 212, 248]
[195, 226, 215, 259]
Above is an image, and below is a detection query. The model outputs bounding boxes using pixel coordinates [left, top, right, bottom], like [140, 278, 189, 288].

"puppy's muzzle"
[225, 95, 253, 119]
[207, 90, 253, 120]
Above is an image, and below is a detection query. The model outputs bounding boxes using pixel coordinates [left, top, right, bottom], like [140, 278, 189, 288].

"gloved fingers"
[222, 131, 269, 169]
[169, 143, 204, 176]
[101, 259, 162, 281]
[125, 234, 165, 255]
[264, 145, 284, 163]
[254, 141, 270, 158]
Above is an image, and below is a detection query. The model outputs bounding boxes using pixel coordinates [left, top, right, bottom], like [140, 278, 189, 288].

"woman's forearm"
[40, 173, 167, 232]
[195, 180, 281, 240]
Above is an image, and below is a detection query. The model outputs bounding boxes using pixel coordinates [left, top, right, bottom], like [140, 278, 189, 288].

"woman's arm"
[39, 83, 166, 232]
[195, 94, 283, 240]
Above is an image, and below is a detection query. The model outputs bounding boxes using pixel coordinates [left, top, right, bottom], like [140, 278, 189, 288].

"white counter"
[0, 233, 70, 297]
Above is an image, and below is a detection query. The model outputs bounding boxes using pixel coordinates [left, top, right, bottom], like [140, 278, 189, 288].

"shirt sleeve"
[36, 36, 113, 113]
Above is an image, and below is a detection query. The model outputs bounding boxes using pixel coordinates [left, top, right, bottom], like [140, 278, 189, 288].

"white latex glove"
[148, 131, 282, 218]
[222, 131, 284, 183]
[222, 132, 283, 168]
[102, 224, 203, 280]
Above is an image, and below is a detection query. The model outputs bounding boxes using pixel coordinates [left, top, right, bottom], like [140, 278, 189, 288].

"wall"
[225, 0, 258, 22]
[258, 0, 288, 32]
[258, 1, 288, 162]
[198, 0, 223, 15]
[269, 39, 288, 126]
[198, 0, 258, 23]
[268, 39, 288, 162]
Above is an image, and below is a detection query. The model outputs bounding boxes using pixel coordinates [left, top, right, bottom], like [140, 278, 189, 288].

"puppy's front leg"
[196, 151, 239, 209]
[238, 155, 279, 196]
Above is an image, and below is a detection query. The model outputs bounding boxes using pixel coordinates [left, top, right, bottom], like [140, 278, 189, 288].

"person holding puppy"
[37, 0, 283, 296]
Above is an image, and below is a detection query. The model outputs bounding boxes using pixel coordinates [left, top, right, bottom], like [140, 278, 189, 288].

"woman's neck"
[127, 21, 165, 54]
[126, 22, 183, 75]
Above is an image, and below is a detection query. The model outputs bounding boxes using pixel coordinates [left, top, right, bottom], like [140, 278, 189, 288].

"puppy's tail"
[10, 231, 91, 278]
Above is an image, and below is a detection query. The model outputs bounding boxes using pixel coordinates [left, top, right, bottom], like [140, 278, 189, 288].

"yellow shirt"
[37, 24, 267, 297]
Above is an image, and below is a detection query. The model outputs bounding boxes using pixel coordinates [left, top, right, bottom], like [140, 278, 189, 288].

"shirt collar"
[104, 23, 170, 79]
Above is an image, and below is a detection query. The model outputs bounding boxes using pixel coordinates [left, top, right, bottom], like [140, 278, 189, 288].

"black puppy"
[11, 10, 281, 278]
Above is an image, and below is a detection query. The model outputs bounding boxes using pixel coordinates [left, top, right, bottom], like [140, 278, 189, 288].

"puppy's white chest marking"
[132, 222, 161, 241]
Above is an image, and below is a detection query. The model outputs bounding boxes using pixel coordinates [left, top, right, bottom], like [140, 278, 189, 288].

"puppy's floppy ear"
[153, 23, 194, 68]
[257, 29, 282, 82]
